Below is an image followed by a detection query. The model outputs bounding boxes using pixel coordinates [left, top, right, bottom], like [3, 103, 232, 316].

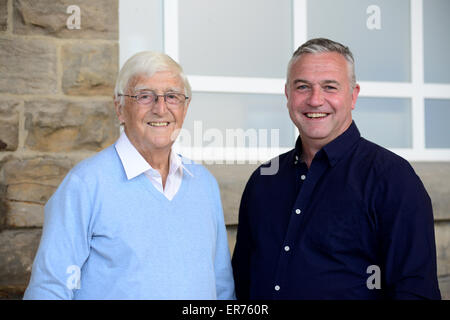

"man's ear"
[114, 97, 125, 124]
[182, 98, 190, 119]
[351, 83, 360, 110]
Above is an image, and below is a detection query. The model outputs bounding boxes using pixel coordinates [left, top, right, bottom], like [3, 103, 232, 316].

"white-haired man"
[24, 52, 235, 299]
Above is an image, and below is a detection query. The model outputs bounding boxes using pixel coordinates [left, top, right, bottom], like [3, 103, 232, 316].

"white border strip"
[189, 75, 286, 94]
[163, 0, 179, 61]
[358, 82, 415, 98]
[173, 147, 290, 162]
[293, 0, 308, 49]
[410, 0, 425, 150]
[391, 149, 450, 161]
[424, 84, 450, 99]
[172, 146, 450, 162]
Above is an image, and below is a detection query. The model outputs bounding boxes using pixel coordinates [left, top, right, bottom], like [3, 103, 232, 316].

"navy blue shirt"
[232, 122, 441, 300]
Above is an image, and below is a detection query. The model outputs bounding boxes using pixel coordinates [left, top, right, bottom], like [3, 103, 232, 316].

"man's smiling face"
[285, 52, 360, 147]
[116, 71, 189, 157]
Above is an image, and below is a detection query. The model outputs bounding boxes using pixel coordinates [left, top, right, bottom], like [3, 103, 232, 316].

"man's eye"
[325, 86, 337, 90]
[297, 85, 308, 90]
[139, 94, 153, 100]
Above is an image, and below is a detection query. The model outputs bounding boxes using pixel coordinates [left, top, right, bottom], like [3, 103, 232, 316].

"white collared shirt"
[114, 131, 193, 200]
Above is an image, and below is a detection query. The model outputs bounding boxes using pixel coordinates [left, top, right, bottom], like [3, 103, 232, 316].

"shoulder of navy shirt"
[232, 121, 441, 300]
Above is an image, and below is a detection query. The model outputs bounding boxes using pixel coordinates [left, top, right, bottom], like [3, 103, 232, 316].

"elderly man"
[24, 52, 235, 299]
[232, 38, 441, 300]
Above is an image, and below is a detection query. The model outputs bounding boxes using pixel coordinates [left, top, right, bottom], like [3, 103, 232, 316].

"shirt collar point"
[181, 163, 195, 177]
[178, 155, 195, 177]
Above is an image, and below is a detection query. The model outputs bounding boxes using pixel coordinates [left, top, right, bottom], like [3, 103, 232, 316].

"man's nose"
[307, 87, 324, 107]
[151, 95, 167, 114]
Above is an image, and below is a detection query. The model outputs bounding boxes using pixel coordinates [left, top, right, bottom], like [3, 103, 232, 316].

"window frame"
[121, 0, 450, 162]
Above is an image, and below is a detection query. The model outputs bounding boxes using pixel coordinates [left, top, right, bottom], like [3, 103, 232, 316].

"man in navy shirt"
[232, 38, 441, 300]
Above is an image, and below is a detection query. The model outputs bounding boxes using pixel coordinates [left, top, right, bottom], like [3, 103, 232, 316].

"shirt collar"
[293, 121, 361, 167]
[168, 146, 194, 177]
[115, 130, 193, 180]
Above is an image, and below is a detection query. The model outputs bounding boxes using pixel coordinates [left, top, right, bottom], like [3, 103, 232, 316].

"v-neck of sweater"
[136, 170, 190, 206]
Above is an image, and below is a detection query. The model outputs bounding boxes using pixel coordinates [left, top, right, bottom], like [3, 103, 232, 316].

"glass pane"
[179, 0, 292, 78]
[425, 99, 450, 148]
[352, 97, 411, 148]
[119, 0, 163, 67]
[179, 92, 294, 148]
[424, 0, 450, 83]
[307, 0, 411, 82]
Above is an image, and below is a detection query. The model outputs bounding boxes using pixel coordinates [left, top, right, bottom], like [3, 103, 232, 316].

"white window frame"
[128, 0, 450, 162]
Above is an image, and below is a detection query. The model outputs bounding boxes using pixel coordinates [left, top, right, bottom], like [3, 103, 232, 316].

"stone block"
[61, 42, 118, 96]
[0, 37, 57, 95]
[435, 222, 450, 277]
[13, 0, 118, 39]
[6, 201, 43, 228]
[24, 98, 119, 152]
[438, 276, 450, 300]
[227, 225, 237, 256]
[0, 229, 41, 292]
[7, 182, 58, 205]
[1, 156, 73, 190]
[0, 100, 20, 151]
[0, 156, 74, 227]
[0, 121, 19, 151]
[206, 164, 257, 225]
[0, 0, 7, 31]
[412, 162, 450, 221]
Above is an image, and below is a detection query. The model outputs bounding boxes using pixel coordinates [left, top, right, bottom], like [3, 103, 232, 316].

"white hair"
[114, 51, 192, 106]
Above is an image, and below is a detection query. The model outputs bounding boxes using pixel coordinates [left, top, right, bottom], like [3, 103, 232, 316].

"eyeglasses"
[118, 91, 189, 107]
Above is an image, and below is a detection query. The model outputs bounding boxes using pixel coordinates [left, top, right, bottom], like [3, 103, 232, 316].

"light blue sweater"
[23, 145, 235, 299]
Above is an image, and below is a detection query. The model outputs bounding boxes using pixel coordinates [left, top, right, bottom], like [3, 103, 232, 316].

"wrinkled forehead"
[126, 71, 185, 92]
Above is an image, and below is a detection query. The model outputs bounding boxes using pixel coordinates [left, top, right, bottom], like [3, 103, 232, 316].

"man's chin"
[140, 134, 172, 150]
[300, 127, 331, 140]
[150, 141, 174, 150]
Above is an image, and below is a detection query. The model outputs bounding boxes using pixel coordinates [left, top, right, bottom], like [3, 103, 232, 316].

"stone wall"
[0, 0, 119, 298]
[0, 0, 449, 300]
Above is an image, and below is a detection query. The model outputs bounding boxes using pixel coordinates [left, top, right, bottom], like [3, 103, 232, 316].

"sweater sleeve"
[23, 172, 93, 300]
[209, 175, 236, 300]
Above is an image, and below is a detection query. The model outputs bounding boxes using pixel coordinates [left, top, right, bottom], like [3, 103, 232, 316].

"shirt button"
[295, 209, 301, 214]
[284, 246, 290, 252]
[300, 174, 306, 180]
[274, 285, 280, 291]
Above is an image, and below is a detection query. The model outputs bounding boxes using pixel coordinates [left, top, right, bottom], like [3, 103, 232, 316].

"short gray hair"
[286, 38, 356, 89]
[114, 51, 192, 106]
